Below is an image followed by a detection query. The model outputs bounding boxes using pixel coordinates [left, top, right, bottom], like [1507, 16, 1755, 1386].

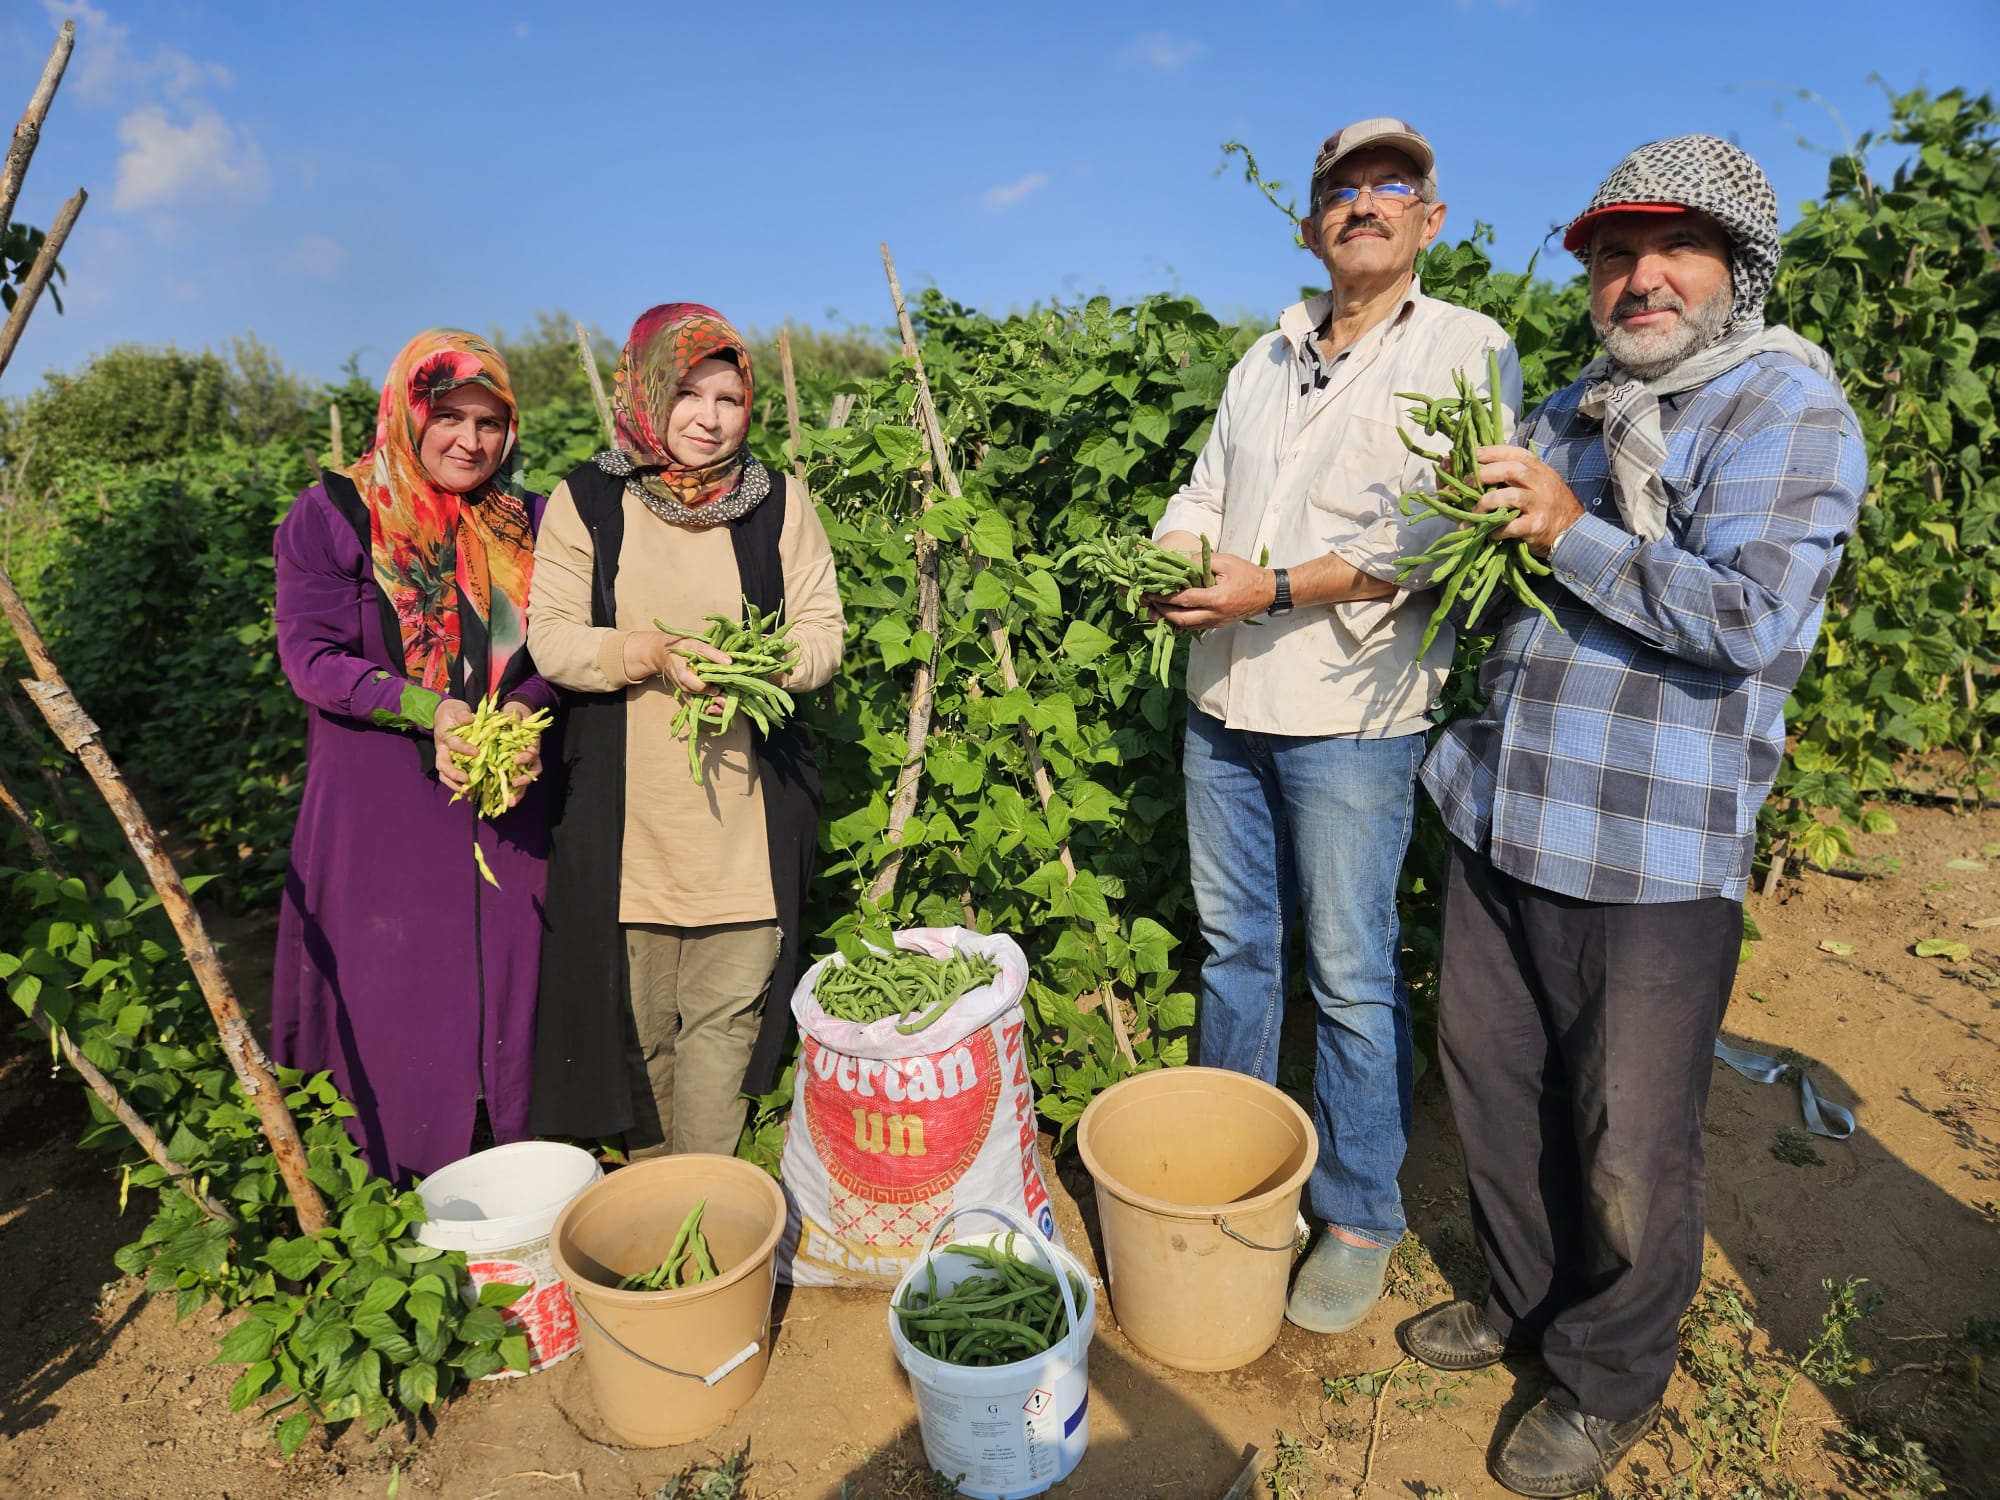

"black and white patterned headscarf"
[1562, 135, 1839, 542]
[1562, 134, 1779, 336]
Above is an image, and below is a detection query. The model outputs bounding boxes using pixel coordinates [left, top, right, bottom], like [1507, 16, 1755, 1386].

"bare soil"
[3, 801, 1997, 1500]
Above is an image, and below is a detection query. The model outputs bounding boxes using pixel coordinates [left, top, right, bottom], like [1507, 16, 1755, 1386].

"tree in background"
[488, 309, 617, 411]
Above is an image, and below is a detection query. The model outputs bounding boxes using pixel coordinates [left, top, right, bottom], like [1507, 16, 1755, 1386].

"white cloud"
[112, 103, 269, 212]
[984, 172, 1048, 210]
[283, 233, 348, 279]
[45, 0, 228, 106]
[1121, 31, 1205, 71]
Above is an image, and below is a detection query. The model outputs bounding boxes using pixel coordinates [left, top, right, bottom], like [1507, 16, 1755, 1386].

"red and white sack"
[775, 927, 1060, 1287]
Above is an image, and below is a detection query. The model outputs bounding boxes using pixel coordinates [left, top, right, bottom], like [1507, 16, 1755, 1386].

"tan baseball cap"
[1311, 118, 1437, 200]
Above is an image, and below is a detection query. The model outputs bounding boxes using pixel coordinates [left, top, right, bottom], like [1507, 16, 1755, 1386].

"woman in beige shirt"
[526, 303, 844, 1158]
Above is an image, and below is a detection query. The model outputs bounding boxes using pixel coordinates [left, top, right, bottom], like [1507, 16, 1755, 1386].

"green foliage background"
[0, 85, 1993, 1451]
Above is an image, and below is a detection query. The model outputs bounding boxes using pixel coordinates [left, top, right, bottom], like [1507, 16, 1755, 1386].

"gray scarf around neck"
[1576, 324, 1839, 541]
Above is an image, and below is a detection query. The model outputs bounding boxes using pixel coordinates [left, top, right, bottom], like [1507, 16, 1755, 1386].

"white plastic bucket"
[417, 1141, 602, 1377]
[888, 1205, 1096, 1499]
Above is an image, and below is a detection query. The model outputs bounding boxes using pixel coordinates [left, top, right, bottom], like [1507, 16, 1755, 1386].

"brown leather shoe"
[1490, 1394, 1661, 1497]
[1397, 1300, 1510, 1370]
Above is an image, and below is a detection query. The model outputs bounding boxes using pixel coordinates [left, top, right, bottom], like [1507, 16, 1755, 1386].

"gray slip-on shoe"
[1284, 1232, 1391, 1335]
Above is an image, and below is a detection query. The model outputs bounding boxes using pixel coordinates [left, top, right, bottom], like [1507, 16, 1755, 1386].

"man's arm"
[1476, 394, 1864, 674]
[1152, 548, 1391, 629]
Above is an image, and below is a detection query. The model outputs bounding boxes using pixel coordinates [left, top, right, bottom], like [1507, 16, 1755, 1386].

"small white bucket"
[417, 1141, 602, 1377]
[888, 1205, 1096, 1500]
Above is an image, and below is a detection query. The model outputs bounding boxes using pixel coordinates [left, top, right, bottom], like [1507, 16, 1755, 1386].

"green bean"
[894, 1236, 1086, 1368]
[619, 1199, 720, 1290]
[655, 600, 800, 785]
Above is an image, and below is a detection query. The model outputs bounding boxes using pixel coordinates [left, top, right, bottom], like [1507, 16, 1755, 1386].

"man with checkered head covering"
[1406, 137, 1866, 1497]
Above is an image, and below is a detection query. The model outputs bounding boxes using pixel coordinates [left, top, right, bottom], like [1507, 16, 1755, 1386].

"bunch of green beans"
[618, 1199, 718, 1291]
[653, 599, 801, 786]
[1059, 533, 1215, 684]
[1392, 349, 1565, 656]
[448, 694, 553, 889]
[813, 947, 1000, 1035]
[895, 1236, 1086, 1368]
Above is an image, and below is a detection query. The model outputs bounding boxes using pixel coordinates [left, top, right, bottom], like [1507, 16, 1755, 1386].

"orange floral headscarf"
[611, 303, 755, 510]
[344, 330, 535, 703]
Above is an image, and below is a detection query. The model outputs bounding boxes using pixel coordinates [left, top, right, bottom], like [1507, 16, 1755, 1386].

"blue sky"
[0, 0, 1994, 396]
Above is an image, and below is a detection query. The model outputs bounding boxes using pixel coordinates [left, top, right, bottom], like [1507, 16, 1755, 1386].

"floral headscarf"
[344, 330, 536, 704]
[611, 303, 756, 510]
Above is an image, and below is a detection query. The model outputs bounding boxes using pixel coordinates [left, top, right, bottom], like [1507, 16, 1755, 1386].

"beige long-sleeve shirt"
[528, 475, 845, 927]
[1155, 281, 1521, 738]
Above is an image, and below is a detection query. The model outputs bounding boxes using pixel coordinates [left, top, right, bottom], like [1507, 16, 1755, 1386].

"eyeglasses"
[1314, 181, 1423, 216]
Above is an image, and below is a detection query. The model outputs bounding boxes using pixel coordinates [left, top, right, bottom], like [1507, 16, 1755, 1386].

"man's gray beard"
[1593, 283, 1733, 380]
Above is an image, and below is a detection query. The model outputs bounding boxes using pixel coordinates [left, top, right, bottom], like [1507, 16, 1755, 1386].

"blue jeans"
[1184, 708, 1423, 1248]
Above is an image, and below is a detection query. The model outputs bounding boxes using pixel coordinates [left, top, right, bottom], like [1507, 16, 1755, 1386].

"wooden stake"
[0, 763, 231, 1220]
[0, 571, 329, 1235]
[326, 403, 343, 470]
[778, 327, 806, 483]
[0, 18, 73, 243]
[0, 185, 83, 379]
[876, 243, 1135, 1066]
[574, 320, 615, 447]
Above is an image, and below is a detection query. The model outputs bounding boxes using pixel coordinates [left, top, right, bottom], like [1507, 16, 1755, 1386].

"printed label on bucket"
[466, 1249, 580, 1377]
[911, 1382, 1088, 1497]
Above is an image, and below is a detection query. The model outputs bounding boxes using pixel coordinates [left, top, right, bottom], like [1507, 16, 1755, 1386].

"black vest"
[529, 462, 820, 1137]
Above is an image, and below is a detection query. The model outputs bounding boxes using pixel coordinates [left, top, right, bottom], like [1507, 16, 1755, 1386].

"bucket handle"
[1211, 1213, 1299, 1254]
[912, 1203, 1085, 1355]
[569, 1296, 767, 1387]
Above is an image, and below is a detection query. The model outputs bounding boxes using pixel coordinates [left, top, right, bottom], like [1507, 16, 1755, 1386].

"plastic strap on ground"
[1713, 1040, 1857, 1140]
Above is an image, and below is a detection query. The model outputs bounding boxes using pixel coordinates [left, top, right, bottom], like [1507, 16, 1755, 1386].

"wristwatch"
[1267, 567, 1294, 617]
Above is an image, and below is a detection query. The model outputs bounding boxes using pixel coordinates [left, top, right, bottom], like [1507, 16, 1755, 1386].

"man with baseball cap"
[1406, 136, 1865, 1495]
[1150, 119, 1519, 1335]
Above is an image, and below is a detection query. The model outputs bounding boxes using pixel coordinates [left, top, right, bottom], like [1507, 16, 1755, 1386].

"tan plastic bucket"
[1076, 1066, 1316, 1371]
[549, 1154, 786, 1446]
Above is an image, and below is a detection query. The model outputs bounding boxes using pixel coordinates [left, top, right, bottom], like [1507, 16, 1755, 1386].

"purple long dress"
[271, 483, 556, 1184]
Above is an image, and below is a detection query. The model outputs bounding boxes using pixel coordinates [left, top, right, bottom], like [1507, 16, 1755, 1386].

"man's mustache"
[1614, 291, 1685, 319]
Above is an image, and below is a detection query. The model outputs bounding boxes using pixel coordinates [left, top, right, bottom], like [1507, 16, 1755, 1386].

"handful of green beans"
[653, 599, 800, 785]
[447, 694, 553, 888]
[1059, 533, 1215, 684]
[813, 946, 1000, 1035]
[618, 1198, 718, 1291]
[896, 1236, 1086, 1368]
[1392, 349, 1565, 656]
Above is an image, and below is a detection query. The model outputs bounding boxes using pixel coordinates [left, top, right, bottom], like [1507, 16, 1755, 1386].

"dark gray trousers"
[1437, 837, 1740, 1420]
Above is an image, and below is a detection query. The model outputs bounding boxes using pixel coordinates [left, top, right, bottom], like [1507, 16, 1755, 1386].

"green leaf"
[1817, 940, 1854, 956]
[1913, 938, 1971, 962]
[499, 1333, 532, 1373]
[968, 511, 1016, 562]
[274, 1411, 312, 1458]
[229, 1360, 276, 1412]
[395, 1360, 440, 1413]
[262, 1237, 325, 1281]
[1060, 621, 1116, 664]
[477, 1281, 533, 1309]
[215, 1317, 278, 1364]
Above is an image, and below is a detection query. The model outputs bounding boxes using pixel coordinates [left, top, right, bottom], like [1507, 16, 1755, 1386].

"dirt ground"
[3, 800, 1998, 1500]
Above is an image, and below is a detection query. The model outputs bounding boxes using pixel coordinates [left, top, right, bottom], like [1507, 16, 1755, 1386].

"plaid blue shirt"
[1421, 351, 1866, 903]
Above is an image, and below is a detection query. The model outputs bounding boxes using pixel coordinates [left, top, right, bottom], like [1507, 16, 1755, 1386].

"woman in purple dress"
[272, 330, 556, 1184]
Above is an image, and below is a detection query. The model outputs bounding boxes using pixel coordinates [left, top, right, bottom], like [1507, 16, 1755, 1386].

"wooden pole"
[0, 19, 73, 243]
[778, 327, 807, 483]
[326, 402, 343, 470]
[574, 320, 615, 447]
[0, 186, 83, 379]
[0, 766, 232, 1221]
[876, 243, 1134, 1064]
[0, 572, 329, 1234]
[27, 1003, 234, 1222]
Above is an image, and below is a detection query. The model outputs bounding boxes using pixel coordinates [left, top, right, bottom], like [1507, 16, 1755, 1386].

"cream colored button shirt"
[1155, 280, 1522, 738]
